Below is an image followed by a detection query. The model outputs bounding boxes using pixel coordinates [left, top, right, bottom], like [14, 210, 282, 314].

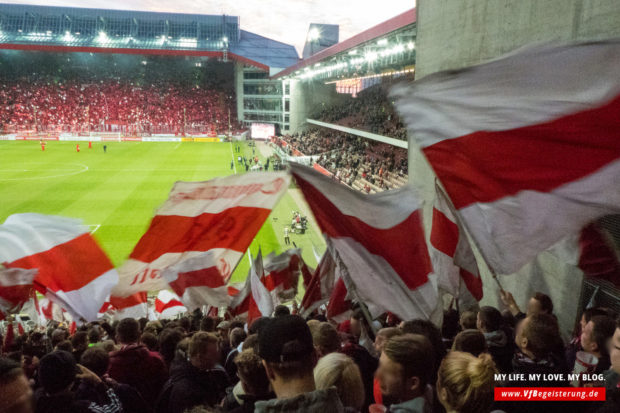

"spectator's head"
[242, 334, 259, 353]
[273, 305, 290, 317]
[312, 322, 341, 357]
[0, 357, 33, 413]
[610, 318, 620, 375]
[38, 350, 78, 395]
[87, 326, 102, 344]
[189, 332, 220, 370]
[442, 309, 460, 341]
[376, 334, 434, 402]
[452, 329, 487, 357]
[249, 317, 271, 336]
[140, 332, 158, 352]
[581, 315, 616, 359]
[234, 349, 270, 396]
[159, 327, 185, 365]
[477, 306, 503, 333]
[401, 319, 446, 381]
[350, 309, 364, 339]
[314, 352, 364, 411]
[579, 308, 610, 336]
[116, 318, 141, 345]
[70, 329, 88, 349]
[527, 292, 553, 317]
[374, 327, 403, 354]
[51, 328, 68, 347]
[80, 347, 109, 377]
[229, 327, 247, 349]
[215, 320, 230, 339]
[459, 311, 478, 331]
[515, 313, 560, 360]
[55, 340, 73, 353]
[201, 317, 217, 332]
[436, 351, 497, 413]
[258, 315, 317, 398]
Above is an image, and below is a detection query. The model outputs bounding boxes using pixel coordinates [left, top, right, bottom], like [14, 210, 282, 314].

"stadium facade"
[0, 3, 299, 133]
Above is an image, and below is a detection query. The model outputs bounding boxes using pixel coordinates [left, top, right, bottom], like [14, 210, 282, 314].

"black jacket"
[157, 357, 230, 413]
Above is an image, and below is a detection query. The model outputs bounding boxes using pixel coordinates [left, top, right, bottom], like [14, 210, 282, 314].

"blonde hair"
[314, 353, 364, 411]
[437, 351, 497, 413]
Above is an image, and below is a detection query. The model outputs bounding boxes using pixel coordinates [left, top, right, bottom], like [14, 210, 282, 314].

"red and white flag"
[393, 40, 620, 275]
[300, 251, 336, 318]
[229, 251, 274, 323]
[262, 249, 303, 303]
[326, 277, 351, 323]
[106, 293, 148, 320]
[430, 187, 483, 304]
[0, 214, 118, 321]
[290, 163, 438, 321]
[155, 290, 187, 319]
[0, 267, 37, 314]
[112, 172, 290, 310]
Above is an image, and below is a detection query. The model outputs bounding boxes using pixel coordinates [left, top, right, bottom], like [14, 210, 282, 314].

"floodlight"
[307, 27, 320, 41]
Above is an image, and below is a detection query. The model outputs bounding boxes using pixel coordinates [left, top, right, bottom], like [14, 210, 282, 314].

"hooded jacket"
[484, 329, 514, 373]
[107, 343, 168, 410]
[158, 357, 230, 413]
[254, 387, 345, 413]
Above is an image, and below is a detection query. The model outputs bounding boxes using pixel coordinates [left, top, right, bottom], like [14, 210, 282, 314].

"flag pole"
[434, 179, 505, 292]
[325, 237, 378, 335]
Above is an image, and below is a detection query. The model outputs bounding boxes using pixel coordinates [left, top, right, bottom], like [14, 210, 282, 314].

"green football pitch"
[0, 140, 325, 285]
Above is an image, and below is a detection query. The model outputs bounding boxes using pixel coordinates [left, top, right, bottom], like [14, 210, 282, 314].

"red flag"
[578, 223, 620, 288]
[155, 290, 187, 319]
[393, 40, 620, 275]
[0, 267, 37, 314]
[229, 251, 273, 324]
[0, 214, 118, 322]
[291, 163, 438, 321]
[262, 249, 303, 304]
[104, 292, 148, 320]
[113, 172, 290, 310]
[326, 278, 351, 323]
[430, 187, 483, 302]
[300, 251, 336, 318]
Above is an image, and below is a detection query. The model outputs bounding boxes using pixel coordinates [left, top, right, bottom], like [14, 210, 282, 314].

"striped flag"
[290, 163, 438, 321]
[262, 249, 303, 303]
[107, 293, 148, 320]
[155, 290, 187, 319]
[393, 40, 620, 275]
[0, 267, 37, 315]
[229, 250, 274, 323]
[430, 187, 483, 303]
[0, 213, 118, 322]
[300, 251, 336, 318]
[112, 172, 290, 310]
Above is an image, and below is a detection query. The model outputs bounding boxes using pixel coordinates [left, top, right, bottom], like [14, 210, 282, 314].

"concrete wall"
[411, 0, 620, 337]
[416, 0, 620, 78]
[234, 62, 244, 124]
[288, 80, 344, 134]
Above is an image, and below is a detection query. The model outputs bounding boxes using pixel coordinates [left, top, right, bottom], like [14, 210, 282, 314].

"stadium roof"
[0, 3, 298, 71]
[272, 8, 416, 80]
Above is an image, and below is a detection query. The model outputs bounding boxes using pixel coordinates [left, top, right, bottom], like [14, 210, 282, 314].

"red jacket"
[107, 344, 168, 410]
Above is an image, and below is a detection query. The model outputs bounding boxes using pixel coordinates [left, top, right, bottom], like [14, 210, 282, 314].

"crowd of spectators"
[311, 82, 408, 140]
[274, 129, 408, 193]
[1, 293, 619, 413]
[0, 79, 236, 135]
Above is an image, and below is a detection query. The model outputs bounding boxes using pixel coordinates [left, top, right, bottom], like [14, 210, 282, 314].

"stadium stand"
[310, 82, 409, 140]
[273, 129, 408, 193]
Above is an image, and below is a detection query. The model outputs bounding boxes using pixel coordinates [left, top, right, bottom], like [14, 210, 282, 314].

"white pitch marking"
[89, 224, 101, 234]
[0, 163, 89, 181]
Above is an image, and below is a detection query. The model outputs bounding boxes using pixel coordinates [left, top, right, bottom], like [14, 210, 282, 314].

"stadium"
[1, 1, 620, 413]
